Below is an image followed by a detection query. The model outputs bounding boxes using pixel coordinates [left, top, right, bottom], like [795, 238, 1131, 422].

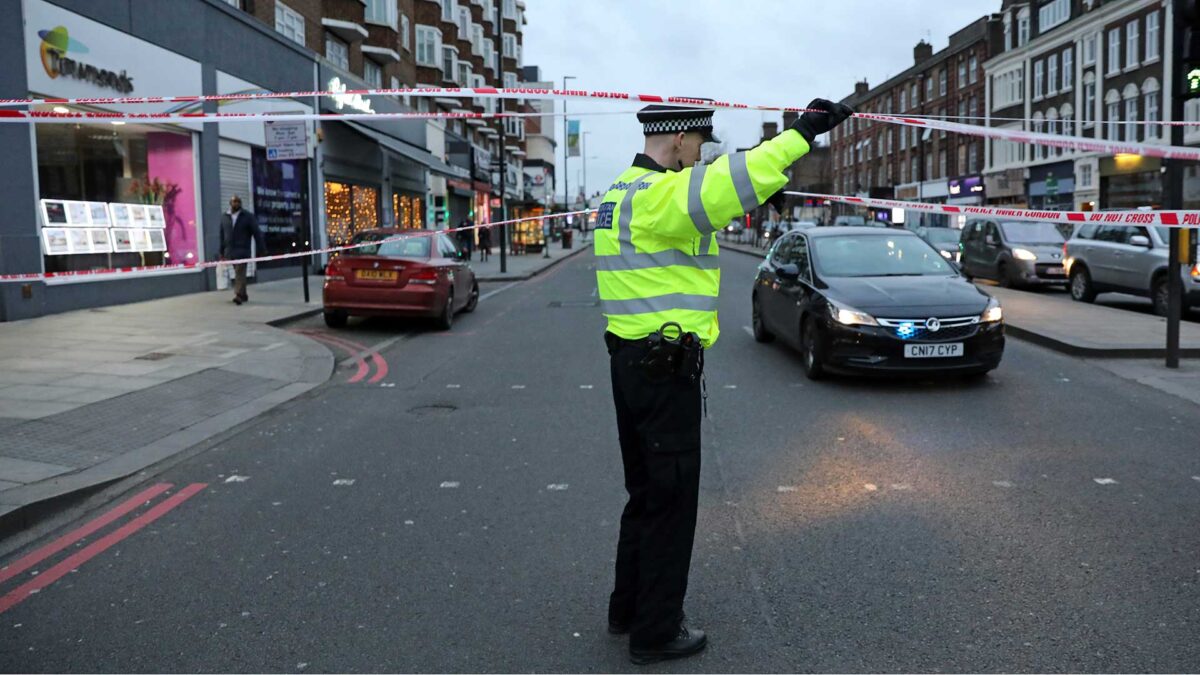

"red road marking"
[0, 483, 173, 584]
[298, 331, 370, 382]
[298, 331, 387, 384]
[0, 483, 207, 615]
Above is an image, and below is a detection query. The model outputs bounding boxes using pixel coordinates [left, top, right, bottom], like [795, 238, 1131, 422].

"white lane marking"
[742, 325, 754, 338]
[723, 384, 737, 389]
[511, 385, 526, 389]
[272, 501, 283, 506]
[579, 384, 594, 389]
[590, 286, 598, 298]
[1094, 478, 1118, 485]
[863, 483, 878, 492]
[547, 484, 569, 491]
[404, 520, 414, 525]
[776, 486, 798, 493]
[992, 480, 1014, 488]
[480, 282, 519, 302]
[446, 384, 461, 389]
[332, 479, 356, 486]
[573, 631, 582, 638]
[224, 475, 250, 483]
[440, 481, 460, 488]
[379, 383, 395, 388]
[890, 484, 912, 491]
[1192, 476, 1200, 482]
[1058, 377, 1071, 383]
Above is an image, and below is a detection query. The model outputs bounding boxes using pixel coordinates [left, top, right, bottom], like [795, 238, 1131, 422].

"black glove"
[791, 98, 855, 144]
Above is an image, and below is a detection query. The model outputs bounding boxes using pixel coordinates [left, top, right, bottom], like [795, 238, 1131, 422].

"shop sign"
[37, 25, 133, 93]
[328, 77, 374, 114]
[895, 185, 919, 200]
[948, 175, 985, 197]
[264, 120, 308, 161]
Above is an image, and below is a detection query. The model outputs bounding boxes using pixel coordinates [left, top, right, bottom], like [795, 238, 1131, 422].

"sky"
[521, 0, 999, 202]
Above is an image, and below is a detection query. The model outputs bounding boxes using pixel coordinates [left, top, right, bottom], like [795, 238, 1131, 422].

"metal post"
[563, 75, 576, 213]
[495, 8, 508, 274]
[302, 254, 310, 303]
[1166, 6, 1188, 368]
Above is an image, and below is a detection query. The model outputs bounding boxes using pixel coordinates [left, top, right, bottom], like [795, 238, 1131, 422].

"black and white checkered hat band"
[642, 119, 711, 135]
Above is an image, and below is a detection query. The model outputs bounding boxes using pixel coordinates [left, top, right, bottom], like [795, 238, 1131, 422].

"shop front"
[1027, 161, 1075, 210]
[983, 168, 1027, 207]
[1100, 155, 1163, 210]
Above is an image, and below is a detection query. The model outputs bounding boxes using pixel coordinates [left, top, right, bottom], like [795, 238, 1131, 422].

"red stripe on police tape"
[785, 191, 1200, 227]
[0, 210, 593, 283]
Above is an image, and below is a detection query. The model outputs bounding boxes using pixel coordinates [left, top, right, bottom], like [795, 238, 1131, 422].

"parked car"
[751, 227, 1004, 379]
[916, 226, 963, 262]
[1064, 223, 1200, 315]
[960, 219, 1067, 288]
[322, 229, 479, 330]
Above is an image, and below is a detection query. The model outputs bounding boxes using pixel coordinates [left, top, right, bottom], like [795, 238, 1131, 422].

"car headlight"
[1012, 247, 1037, 261]
[940, 249, 953, 259]
[829, 299, 878, 326]
[981, 297, 1003, 323]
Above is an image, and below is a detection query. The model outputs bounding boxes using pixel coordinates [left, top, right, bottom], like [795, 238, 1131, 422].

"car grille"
[876, 315, 981, 342]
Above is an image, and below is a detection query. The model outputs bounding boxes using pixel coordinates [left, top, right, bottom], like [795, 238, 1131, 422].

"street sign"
[1045, 174, 1059, 197]
[264, 120, 307, 161]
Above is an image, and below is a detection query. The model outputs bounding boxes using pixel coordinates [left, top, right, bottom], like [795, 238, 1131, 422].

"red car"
[322, 229, 479, 329]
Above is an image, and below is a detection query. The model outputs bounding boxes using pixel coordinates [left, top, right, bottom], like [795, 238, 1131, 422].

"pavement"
[2, 249, 1198, 672]
[0, 235, 590, 534]
[469, 230, 593, 281]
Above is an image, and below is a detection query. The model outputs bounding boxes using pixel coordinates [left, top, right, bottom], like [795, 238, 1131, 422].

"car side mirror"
[1129, 235, 1151, 247]
[777, 263, 801, 280]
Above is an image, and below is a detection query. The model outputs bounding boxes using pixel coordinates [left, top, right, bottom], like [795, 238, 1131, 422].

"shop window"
[251, 148, 309, 268]
[325, 182, 379, 249]
[393, 193, 425, 229]
[36, 121, 198, 274]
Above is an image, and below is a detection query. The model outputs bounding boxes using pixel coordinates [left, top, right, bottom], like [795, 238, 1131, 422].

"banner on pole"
[567, 119, 581, 157]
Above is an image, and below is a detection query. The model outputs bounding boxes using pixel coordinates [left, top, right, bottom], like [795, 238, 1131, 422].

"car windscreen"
[346, 232, 431, 258]
[812, 234, 953, 277]
[924, 228, 961, 244]
[836, 217, 866, 226]
[999, 221, 1065, 245]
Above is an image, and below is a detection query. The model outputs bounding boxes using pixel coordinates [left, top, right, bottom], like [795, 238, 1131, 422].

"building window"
[324, 182, 378, 247]
[457, 7, 470, 37]
[1083, 33, 1097, 65]
[1017, 9, 1030, 46]
[503, 0, 517, 20]
[1038, 0, 1070, 32]
[887, 128, 893, 154]
[441, 0, 456, 23]
[1125, 19, 1139, 69]
[401, 15, 410, 51]
[911, 156, 918, 182]
[221, 0, 241, 8]
[1145, 11, 1160, 62]
[365, 0, 398, 30]
[938, 149, 946, 179]
[969, 54, 978, 83]
[925, 154, 933, 181]
[364, 59, 383, 88]
[1107, 28, 1120, 74]
[1145, 90, 1160, 140]
[1062, 47, 1073, 90]
[1034, 60, 1044, 99]
[472, 24, 485, 56]
[326, 36, 349, 70]
[1048, 53, 1058, 94]
[1079, 164, 1093, 188]
[899, 88, 907, 111]
[958, 61, 966, 88]
[1106, 94, 1120, 140]
[911, 82, 918, 107]
[939, 69, 947, 97]
[503, 33, 517, 59]
[442, 46, 459, 83]
[1083, 75, 1096, 125]
[1004, 13, 1013, 50]
[274, 1, 305, 47]
[925, 77, 933, 102]
[1124, 97, 1138, 142]
[416, 26, 441, 67]
[968, 142, 978, 173]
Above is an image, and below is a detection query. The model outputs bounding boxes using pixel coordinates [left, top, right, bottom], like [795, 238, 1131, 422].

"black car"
[751, 227, 1005, 379]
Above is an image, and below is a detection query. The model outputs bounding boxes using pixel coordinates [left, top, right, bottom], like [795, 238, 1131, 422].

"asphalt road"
[2, 249, 1199, 673]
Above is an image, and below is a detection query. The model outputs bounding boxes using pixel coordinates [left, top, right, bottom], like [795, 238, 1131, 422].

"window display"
[325, 181, 379, 248]
[42, 229, 69, 255]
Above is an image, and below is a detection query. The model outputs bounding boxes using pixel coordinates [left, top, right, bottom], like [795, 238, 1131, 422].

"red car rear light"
[325, 262, 344, 282]
[410, 268, 438, 285]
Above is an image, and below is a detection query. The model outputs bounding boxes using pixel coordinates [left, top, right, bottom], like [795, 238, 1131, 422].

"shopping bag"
[215, 262, 230, 290]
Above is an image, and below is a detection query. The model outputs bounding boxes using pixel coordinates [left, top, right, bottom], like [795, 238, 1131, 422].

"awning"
[346, 121, 470, 180]
[361, 46, 401, 63]
[321, 18, 368, 42]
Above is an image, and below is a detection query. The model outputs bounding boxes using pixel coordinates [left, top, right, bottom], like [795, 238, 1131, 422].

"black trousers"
[605, 333, 702, 648]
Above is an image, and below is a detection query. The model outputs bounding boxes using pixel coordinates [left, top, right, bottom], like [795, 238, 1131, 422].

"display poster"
[251, 147, 309, 266]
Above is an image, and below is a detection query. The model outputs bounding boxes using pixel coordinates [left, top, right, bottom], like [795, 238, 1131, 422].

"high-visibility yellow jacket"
[594, 128, 811, 347]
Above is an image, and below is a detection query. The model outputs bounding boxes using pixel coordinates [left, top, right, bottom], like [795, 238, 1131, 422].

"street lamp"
[581, 131, 591, 211]
[562, 75, 576, 213]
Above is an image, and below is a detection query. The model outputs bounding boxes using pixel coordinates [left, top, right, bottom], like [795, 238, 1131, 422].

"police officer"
[595, 98, 853, 665]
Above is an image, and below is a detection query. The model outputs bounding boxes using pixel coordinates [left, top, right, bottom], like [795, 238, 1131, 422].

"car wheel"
[1152, 275, 1169, 317]
[800, 316, 826, 381]
[436, 291, 454, 330]
[751, 294, 774, 343]
[463, 281, 479, 313]
[997, 261, 1013, 288]
[323, 310, 348, 328]
[1069, 266, 1097, 303]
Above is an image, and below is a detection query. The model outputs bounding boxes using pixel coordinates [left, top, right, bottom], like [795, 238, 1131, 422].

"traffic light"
[1183, 0, 1200, 99]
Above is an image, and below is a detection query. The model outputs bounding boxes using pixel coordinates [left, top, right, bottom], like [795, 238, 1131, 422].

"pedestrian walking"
[594, 98, 852, 664]
[219, 195, 266, 305]
[477, 223, 491, 262]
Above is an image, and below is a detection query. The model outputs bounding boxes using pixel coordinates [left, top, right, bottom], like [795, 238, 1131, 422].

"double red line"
[0, 482, 206, 614]
[296, 330, 389, 384]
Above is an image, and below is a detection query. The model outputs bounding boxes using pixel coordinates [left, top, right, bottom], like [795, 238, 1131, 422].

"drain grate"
[548, 300, 599, 308]
[135, 352, 173, 361]
[408, 404, 457, 416]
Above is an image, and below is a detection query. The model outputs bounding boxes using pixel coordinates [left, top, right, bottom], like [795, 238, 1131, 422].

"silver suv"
[960, 219, 1068, 288]
[1065, 224, 1200, 315]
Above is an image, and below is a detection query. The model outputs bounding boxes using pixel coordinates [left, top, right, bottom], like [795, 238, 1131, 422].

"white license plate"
[1045, 267, 1065, 275]
[904, 343, 963, 358]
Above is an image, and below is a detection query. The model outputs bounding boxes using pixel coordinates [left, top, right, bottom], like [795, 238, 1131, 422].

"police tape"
[784, 191, 1200, 227]
[0, 209, 594, 284]
[3, 85, 1198, 160]
[0, 109, 616, 124]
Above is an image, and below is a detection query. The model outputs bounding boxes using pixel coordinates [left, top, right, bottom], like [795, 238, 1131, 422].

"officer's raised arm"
[638, 98, 855, 241]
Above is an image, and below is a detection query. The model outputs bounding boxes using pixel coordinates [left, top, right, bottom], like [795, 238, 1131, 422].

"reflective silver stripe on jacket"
[600, 293, 720, 315]
[687, 164, 715, 235]
[728, 152, 759, 213]
[595, 248, 721, 272]
[617, 172, 656, 254]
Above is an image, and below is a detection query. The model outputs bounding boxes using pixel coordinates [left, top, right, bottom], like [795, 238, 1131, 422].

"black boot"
[629, 624, 706, 665]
